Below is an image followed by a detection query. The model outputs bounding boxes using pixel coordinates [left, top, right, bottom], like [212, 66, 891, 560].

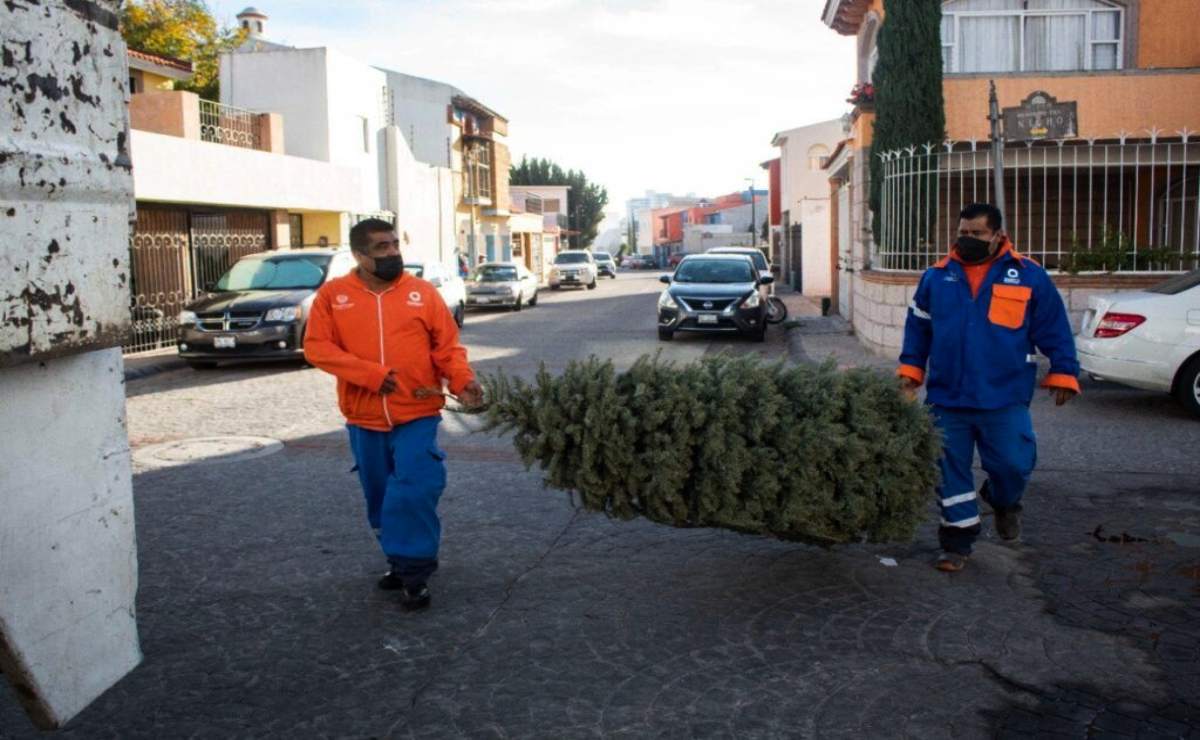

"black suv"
[177, 248, 356, 368]
[657, 254, 773, 341]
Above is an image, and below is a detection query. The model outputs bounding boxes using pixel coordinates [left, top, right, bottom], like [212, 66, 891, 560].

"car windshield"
[556, 253, 590, 264]
[404, 265, 424, 278]
[215, 255, 330, 291]
[714, 249, 768, 271]
[474, 265, 518, 282]
[1147, 269, 1200, 295]
[594, 253, 612, 261]
[674, 259, 755, 284]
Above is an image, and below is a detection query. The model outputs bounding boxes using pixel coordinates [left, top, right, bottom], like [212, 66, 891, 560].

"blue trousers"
[932, 404, 1038, 555]
[347, 416, 446, 584]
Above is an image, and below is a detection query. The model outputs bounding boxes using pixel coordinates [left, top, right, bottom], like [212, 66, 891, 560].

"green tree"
[120, 0, 246, 101]
[510, 156, 610, 248]
[869, 0, 945, 251]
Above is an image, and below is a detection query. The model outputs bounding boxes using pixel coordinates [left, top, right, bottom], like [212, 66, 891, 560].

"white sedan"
[1075, 270, 1200, 416]
[404, 260, 467, 327]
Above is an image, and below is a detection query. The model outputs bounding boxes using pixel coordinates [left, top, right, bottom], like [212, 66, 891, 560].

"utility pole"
[745, 177, 756, 246]
[988, 81, 1007, 221]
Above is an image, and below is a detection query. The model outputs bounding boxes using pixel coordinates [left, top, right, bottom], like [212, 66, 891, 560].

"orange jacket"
[304, 271, 475, 431]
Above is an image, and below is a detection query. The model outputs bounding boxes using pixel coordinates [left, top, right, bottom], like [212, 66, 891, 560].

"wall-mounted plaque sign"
[1002, 91, 1079, 141]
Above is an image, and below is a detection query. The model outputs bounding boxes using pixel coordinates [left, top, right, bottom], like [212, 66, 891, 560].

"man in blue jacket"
[898, 203, 1080, 572]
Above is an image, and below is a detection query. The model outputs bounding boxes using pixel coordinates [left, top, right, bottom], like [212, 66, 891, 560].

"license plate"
[475, 296, 492, 303]
[214, 336, 236, 349]
[698, 315, 718, 325]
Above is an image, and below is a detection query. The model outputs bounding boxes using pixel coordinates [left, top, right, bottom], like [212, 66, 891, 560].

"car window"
[1147, 269, 1200, 295]
[404, 264, 425, 278]
[713, 249, 768, 271]
[327, 255, 355, 278]
[555, 253, 590, 264]
[473, 265, 518, 282]
[216, 255, 331, 291]
[674, 259, 755, 284]
[594, 252, 612, 261]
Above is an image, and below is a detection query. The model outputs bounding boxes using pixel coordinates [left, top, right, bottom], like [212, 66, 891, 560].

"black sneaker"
[377, 569, 405, 591]
[981, 480, 1021, 542]
[399, 583, 431, 611]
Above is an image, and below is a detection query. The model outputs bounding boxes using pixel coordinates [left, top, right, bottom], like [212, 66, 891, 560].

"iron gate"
[789, 223, 803, 291]
[125, 207, 271, 354]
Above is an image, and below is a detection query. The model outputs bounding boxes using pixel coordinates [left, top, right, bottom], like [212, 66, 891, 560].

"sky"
[212, 0, 856, 230]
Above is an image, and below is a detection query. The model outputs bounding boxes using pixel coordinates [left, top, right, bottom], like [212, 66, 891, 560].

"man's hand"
[1051, 387, 1077, 407]
[379, 370, 398, 395]
[458, 380, 484, 408]
[899, 376, 920, 401]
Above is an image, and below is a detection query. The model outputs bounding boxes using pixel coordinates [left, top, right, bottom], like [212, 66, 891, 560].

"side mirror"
[659, 275, 671, 284]
[204, 281, 216, 292]
[759, 275, 775, 286]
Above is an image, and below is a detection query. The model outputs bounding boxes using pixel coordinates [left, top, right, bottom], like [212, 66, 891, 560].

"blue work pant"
[347, 416, 446, 585]
[932, 404, 1037, 555]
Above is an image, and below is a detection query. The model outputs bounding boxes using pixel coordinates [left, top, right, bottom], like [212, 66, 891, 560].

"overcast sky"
[213, 0, 856, 229]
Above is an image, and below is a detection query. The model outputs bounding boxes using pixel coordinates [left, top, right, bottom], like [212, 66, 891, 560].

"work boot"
[934, 552, 968, 572]
[980, 480, 1022, 542]
[399, 583, 431, 611]
[377, 567, 405, 591]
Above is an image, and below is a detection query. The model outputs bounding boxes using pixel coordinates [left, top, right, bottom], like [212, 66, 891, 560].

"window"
[256, 21, 263, 33]
[358, 116, 370, 153]
[544, 198, 561, 212]
[808, 144, 831, 171]
[288, 213, 303, 247]
[466, 142, 492, 200]
[128, 73, 140, 95]
[941, 0, 1123, 74]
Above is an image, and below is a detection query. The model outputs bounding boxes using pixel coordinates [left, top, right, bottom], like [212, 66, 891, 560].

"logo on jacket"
[407, 291, 424, 307]
[336, 294, 349, 304]
[1003, 267, 1021, 285]
[333, 293, 354, 310]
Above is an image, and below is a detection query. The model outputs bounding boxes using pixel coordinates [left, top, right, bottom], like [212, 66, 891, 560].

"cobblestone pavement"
[2, 273, 1197, 738]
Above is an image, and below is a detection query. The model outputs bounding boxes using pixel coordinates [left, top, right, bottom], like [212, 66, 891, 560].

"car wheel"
[551, 284, 561, 291]
[588, 279, 597, 290]
[513, 294, 523, 312]
[1174, 354, 1200, 417]
[187, 360, 218, 370]
[454, 302, 465, 327]
[529, 291, 538, 306]
[658, 327, 674, 341]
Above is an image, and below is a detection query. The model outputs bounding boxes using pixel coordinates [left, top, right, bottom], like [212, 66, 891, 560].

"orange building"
[821, 0, 1200, 355]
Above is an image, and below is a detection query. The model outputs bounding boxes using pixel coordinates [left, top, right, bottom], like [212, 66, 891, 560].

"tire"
[454, 303, 465, 327]
[1174, 354, 1200, 418]
[765, 296, 788, 324]
[513, 295, 523, 312]
[658, 327, 674, 341]
[551, 285, 561, 291]
[587, 279, 597, 290]
[529, 291, 539, 306]
[187, 360, 218, 370]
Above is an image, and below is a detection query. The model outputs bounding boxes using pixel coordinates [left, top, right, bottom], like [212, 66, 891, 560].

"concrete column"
[270, 210, 291, 249]
[256, 112, 285, 154]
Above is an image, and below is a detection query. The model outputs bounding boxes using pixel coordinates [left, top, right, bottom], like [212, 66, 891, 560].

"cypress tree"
[482, 355, 942, 546]
[869, 0, 946, 252]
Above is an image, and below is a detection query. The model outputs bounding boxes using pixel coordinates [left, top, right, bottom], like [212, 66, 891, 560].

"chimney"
[237, 7, 268, 38]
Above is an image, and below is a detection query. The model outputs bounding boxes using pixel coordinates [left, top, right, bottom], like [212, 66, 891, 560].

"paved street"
[2, 271, 1198, 738]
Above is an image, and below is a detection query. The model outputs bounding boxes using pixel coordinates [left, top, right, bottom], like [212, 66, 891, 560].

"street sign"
[1002, 91, 1079, 141]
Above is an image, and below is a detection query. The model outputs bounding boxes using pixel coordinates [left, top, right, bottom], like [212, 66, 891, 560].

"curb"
[123, 353, 187, 382]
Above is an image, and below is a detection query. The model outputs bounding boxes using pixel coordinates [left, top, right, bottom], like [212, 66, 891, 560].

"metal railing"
[199, 99, 260, 150]
[877, 130, 1200, 273]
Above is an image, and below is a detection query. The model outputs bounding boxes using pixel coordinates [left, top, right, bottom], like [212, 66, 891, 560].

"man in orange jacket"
[305, 218, 482, 610]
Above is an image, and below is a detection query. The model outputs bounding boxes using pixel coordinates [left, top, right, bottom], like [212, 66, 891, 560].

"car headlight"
[265, 306, 302, 322]
[658, 291, 678, 310]
[178, 310, 197, 325]
[741, 292, 762, 309]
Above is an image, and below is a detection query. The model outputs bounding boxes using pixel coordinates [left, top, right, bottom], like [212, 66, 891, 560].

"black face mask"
[370, 255, 403, 281]
[955, 236, 994, 264]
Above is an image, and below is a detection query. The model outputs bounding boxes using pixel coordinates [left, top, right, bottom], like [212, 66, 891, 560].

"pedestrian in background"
[898, 203, 1080, 572]
[305, 218, 483, 609]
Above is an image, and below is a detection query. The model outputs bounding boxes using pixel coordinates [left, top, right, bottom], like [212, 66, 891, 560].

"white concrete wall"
[131, 130, 365, 212]
[776, 119, 845, 212]
[384, 126, 456, 268]
[1, 1, 140, 729]
[511, 185, 570, 216]
[800, 198, 833, 296]
[381, 70, 461, 169]
[220, 47, 331, 162]
[322, 49, 389, 213]
[636, 209, 655, 253]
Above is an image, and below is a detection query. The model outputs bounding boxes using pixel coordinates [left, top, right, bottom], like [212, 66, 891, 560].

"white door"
[837, 185, 851, 318]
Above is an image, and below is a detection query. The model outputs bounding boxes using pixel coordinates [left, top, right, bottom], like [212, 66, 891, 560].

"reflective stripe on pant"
[347, 416, 446, 584]
[932, 404, 1037, 555]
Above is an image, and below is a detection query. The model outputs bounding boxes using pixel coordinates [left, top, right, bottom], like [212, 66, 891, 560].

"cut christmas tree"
[481, 354, 942, 546]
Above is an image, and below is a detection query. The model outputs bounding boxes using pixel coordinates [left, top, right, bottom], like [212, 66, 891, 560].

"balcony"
[129, 91, 283, 154]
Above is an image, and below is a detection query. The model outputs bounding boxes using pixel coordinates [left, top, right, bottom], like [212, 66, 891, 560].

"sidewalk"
[773, 285, 892, 371]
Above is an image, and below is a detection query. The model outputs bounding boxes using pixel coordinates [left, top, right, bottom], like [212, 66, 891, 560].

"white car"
[404, 260, 466, 327]
[549, 250, 598, 290]
[1075, 270, 1200, 417]
[465, 261, 539, 311]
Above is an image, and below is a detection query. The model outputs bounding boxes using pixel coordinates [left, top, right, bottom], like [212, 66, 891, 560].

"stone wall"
[851, 270, 1168, 358]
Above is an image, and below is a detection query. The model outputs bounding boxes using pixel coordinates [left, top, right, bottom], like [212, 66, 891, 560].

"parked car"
[707, 247, 772, 289]
[1075, 269, 1200, 417]
[404, 259, 467, 327]
[549, 250, 598, 289]
[177, 248, 356, 369]
[465, 261, 539, 311]
[657, 254, 772, 342]
[668, 253, 686, 268]
[593, 251, 618, 278]
[621, 254, 648, 269]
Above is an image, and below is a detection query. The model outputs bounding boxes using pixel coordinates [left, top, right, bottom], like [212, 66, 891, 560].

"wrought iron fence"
[877, 131, 1200, 273]
[124, 208, 270, 355]
[199, 99, 260, 150]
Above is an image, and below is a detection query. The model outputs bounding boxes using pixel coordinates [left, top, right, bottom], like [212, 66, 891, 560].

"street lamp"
[745, 177, 756, 247]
